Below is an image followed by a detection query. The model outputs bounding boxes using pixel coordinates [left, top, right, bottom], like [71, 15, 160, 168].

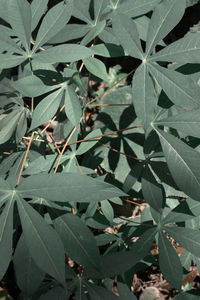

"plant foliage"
[0, 0, 200, 298]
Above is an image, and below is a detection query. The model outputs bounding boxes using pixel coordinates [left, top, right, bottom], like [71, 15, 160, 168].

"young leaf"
[142, 164, 164, 212]
[31, 0, 48, 32]
[13, 234, 45, 296]
[112, 13, 143, 60]
[154, 129, 200, 202]
[0, 199, 14, 281]
[158, 231, 183, 289]
[145, 0, 186, 56]
[165, 226, 200, 258]
[17, 173, 126, 203]
[8, 0, 32, 52]
[17, 198, 66, 286]
[148, 63, 200, 109]
[65, 85, 82, 128]
[150, 32, 200, 64]
[54, 213, 101, 270]
[33, 44, 93, 64]
[84, 57, 108, 81]
[30, 88, 64, 131]
[132, 63, 157, 131]
[33, 0, 73, 51]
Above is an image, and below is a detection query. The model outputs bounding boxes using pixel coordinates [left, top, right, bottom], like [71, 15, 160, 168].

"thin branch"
[100, 143, 143, 161]
[67, 125, 142, 147]
[54, 127, 76, 173]
[16, 131, 35, 186]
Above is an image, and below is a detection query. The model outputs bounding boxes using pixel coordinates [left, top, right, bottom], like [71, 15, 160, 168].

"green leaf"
[154, 109, 200, 139]
[30, 88, 64, 131]
[76, 129, 102, 156]
[154, 129, 200, 202]
[38, 287, 69, 300]
[112, 13, 143, 60]
[17, 198, 66, 286]
[148, 63, 200, 109]
[84, 57, 108, 81]
[17, 173, 126, 203]
[33, 44, 93, 64]
[0, 199, 14, 281]
[101, 200, 114, 223]
[54, 213, 101, 270]
[99, 227, 157, 277]
[33, 0, 73, 51]
[73, 0, 92, 24]
[92, 43, 125, 58]
[13, 234, 45, 296]
[12, 75, 60, 97]
[142, 164, 164, 212]
[112, 0, 161, 18]
[162, 200, 196, 224]
[65, 85, 82, 128]
[145, 0, 186, 56]
[158, 231, 182, 289]
[150, 32, 200, 64]
[31, 0, 48, 32]
[165, 226, 200, 258]
[0, 110, 23, 144]
[132, 63, 157, 131]
[81, 20, 106, 46]
[8, 0, 32, 52]
[49, 24, 91, 44]
[0, 31, 23, 54]
[0, 54, 26, 69]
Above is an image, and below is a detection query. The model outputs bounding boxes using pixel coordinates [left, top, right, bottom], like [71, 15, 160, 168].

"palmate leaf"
[54, 213, 101, 271]
[76, 129, 102, 156]
[154, 109, 200, 139]
[165, 226, 200, 258]
[0, 199, 14, 281]
[112, 13, 143, 60]
[150, 32, 200, 64]
[132, 63, 157, 131]
[33, 44, 93, 64]
[32, 0, 73, 51]
[145, 0, 186, 56]
[13, 234, 45, 296]
[148, 63, 200, 109]
[73, 0, 92, 25]
[30, 88, 64, 131]
[158, 231, 183, 290]
[17, 173, 126, 203]
[8, 0, 32, 52]
[17, 198, 66, 286]
[154, 128, 200, 201]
